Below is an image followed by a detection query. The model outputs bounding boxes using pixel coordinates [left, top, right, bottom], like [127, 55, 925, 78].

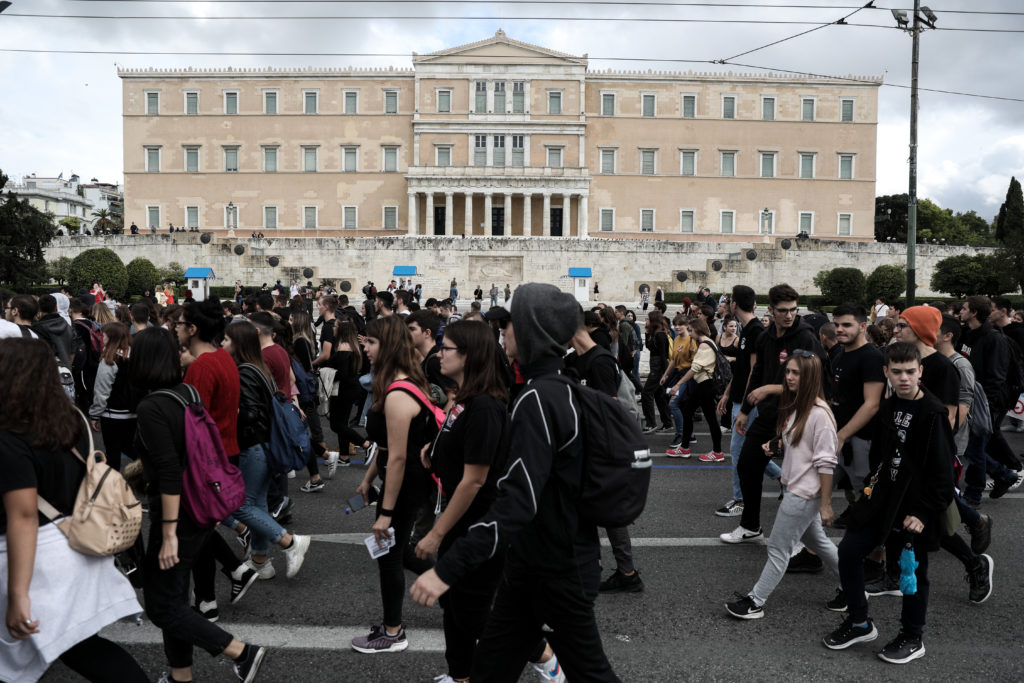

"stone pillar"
[562, 195, 571, 237]
[425, 193, 434, 235]
[523, 192, 533, 236]
[407, 192, 417, 235]
[503, 193, 512, 235]
[578, 195, 588, 239]
[445, 192, 454, 236]
[542, 193, 551, 237]
[464, 193, 473, 235]
[484, 194, 493, 236]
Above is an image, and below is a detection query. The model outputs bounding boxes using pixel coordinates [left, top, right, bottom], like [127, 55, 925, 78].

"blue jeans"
[233, 443, 287, 556]
[730, 403, 781, 502]
[668, 380, 690, 436]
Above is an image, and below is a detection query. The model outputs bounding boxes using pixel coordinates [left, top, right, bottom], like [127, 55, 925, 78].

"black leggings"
[329, 387, 366, 454]
[58, 634, 149, 683]
[682, 380, 722, 452]
[375, 499, 421, 626]
[192, 529, 244, 603]
[302, 398, 327, 479]
[99, 417, 138, 472]
[641, 357, 671, 428]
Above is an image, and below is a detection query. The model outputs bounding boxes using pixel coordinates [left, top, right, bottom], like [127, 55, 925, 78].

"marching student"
[666, 316, 724, 461]
[640, 310, 673, 434]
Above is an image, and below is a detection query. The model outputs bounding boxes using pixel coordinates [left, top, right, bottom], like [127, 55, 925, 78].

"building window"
[680, 210, 695, 233]
[303, 146, 317, 172]
[601, 92, 615, 116]
[548, 91, 562, 115]
[184, 146, 199, 173]
[799, 211, 814, 235]
[802, 97, 815, 121]
[263, 146, 278, 173]
[600, 208, 614, 232]
[841, 98, 854, 122]
[641, 209, 655, 232]
[145, 146, 161, 173]
[437, 89, 451, 113]
[343, 146, 358, 172]
[493, 136, 505, 166]
[600, 149, 615, 174]
[263, 206, 277, 229]
[682, 94, 696, 119]
[720, 210, 735, 234]
[721, 151, 736, 177]
[146, 91, 159, 115]
[147, 206, 160, 229]
[223, 147, 239, 172]
[494, 82, 506, 112]
[642, 94, 656, 117]
[344, 90, 358, 114]
[511, 135, 524, 166]
[839, 154, 854, 180]
[383, 146, 398, 172]
[186, 206, 199, 230]
[547, 147, 563, 168]
[838, 213, 852, 236]
[762, 96, 775, 121]
[383, 206, 398, 230]
[436, 145, 452, 166]
[512, 81, 525, 113]
[680, 150, 696, 176]
[304, 90, 318, 114]
[474, 135, 487, 166]
[384, 90, 398, 114]
[800, 153, 815, 179]
[263, 90, 277, 115]
[185, 91, 199, 115]
[224, 91, 238, 115]
[641, 149, 656, 175]
[760, 152, 776, 178]
[303, 206, 317, 229]
[475, 81, 487, 112]
[761, 211, 774, 234]
[343, 206, 357, 229]
[722, 95, 736, 119]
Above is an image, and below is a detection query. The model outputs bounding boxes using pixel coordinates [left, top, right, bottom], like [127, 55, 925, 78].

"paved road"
[42, 424, 1024, 682]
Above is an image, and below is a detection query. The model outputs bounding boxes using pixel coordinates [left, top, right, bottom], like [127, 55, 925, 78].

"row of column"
[407, 191, 588, 238]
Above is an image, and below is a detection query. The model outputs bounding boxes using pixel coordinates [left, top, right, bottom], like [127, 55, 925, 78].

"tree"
[160, 261, 185, 285]
[994, 176, 1024, 294]
[68, 248, 128, 299]
[125, 257, 161, 297]
[47, 256, 73, 286]
[866, 264, 905, 302]
[875, 194, 909, 242]
[0, 172, 58, 289]
[930, 254, 1014, 298]
[819, 267, 866, 305]
[59, 216, 81, 235]
[91, 208, 115, 234]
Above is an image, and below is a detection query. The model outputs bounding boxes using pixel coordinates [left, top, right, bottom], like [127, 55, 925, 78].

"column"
[503, 193, 512, 236]
[562, 195, 571, 237]
[407, 192, 417, 236]
[425, 193, 434, 235]
[542, 193, 551, 237]
[578, 194, 588, 239]
[523, 192, 533, 236]
[464, 193, 474, 235]
[445, 192, 454, 236]
[484, 194, 493, 236]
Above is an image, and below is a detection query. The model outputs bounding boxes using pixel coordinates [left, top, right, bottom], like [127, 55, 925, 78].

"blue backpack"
[243, 364, 311, 473]
[291, 357, 318, 405]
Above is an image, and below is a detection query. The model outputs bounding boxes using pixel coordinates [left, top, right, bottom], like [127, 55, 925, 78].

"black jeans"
[641, 357, 671, 428]
[99, 417, 138, 472]
[58, 634, 149, 683]
[737, 418, 776, 532]
[375, 499, 420, 626]
[839, 525, 931, 638]
[329, 386, 366, 452]
[987, 413, 1022, 471]
[471, 559, 620, 683]
[191, 529, 244, 604]
[682, 380, 722, 452]
[301, 398, 327, 479]
[439, 545, 504, 679]
[143, 502, 235, 668]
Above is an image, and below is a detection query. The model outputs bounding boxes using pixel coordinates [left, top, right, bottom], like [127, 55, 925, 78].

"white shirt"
[0, 319, 37, 339]
[874, 303, 890, 319]
[290, 284, 300, 298]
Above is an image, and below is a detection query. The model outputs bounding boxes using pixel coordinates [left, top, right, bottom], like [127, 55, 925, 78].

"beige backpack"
[36, 410, 143, 556]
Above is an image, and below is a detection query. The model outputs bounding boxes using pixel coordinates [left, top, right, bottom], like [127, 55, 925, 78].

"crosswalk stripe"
[308, 533, 843, 548]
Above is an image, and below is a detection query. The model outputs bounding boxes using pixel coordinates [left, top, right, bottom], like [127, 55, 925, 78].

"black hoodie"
[33, 313, 74, 366]
[957, 320, 1008, 411]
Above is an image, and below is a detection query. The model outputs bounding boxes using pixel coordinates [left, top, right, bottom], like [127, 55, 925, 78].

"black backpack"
[550, 375, 652, 528]
[701, 339, 733, 397]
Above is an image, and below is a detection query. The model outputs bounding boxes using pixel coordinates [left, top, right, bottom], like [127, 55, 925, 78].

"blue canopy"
[184, 268, 215, 279]
[568, 267, 593, 278]
[393, 266, 419, 277]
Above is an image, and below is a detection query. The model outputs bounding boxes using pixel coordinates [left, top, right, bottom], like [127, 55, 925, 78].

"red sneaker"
[698, 452, 725, 462]
[666, 447, 691, 458]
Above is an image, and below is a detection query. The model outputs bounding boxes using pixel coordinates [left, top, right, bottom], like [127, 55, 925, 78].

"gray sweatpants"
[749, 491, 839, 606]
[836, 436, 871, 492]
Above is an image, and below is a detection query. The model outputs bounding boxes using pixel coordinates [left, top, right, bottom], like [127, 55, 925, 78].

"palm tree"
[91, 208, 115, 234]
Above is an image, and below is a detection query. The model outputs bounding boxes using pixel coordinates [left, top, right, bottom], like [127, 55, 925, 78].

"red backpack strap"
[387, 379, 445, 428]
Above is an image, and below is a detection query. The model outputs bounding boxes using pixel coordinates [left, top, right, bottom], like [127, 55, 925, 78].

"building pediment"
[413, 30, 587, 67]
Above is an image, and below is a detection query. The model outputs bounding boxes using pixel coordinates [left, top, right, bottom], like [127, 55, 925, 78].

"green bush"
[866, 264, 906, 303]
[930, 254, 1015, 298]
[819, 267, 866, 305]
[125, 258, 161, 298]
[68, 248, 127, 299]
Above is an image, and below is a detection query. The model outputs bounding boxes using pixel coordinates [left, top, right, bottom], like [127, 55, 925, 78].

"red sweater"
[185, 348, 241, 456]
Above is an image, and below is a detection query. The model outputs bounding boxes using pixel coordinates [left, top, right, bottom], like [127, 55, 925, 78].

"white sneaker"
[246, 557, 277, 580]
[287, 469, 297, 479]
[326, 451, 340, 479]
[714, 500, 744, 517]
[433, 676, 456, 683]
[283, 534, 311, 578]
[1011, 470, 1024, 491]
[532, 654, 566, 683]
[720, 526, 763, 544]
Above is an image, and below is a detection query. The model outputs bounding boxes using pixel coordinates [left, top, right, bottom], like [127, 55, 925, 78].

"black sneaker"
[967, 553, 994, 604]
[822, 617, 878, 650]
[787, 548, 824, 574]
[193, 600, 219, 623]
[271, 497, 294, 523]
[877, 632, 925, 664]
[725, 593, 764, 620]
[825, 588, 848, 612]
[233, 643, 267, 682]
[989, 475, 1015, 499]
[642, 425, 658, 435]
[599, 569, 644, 594]
[968, 513, 992, 554]
[865, 573, 902, 597]
[229, 565, 259, 605]
[236, 527, 252, 559]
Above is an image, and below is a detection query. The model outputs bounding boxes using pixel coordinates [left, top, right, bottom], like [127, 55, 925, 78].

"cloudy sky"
[1, 0, 1021, 219]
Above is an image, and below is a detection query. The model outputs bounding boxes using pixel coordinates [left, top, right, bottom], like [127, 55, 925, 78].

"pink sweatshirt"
[780, 401, 838, 500]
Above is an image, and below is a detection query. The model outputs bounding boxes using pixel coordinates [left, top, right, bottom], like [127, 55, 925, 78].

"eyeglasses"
[773, 306, 798, 316]
[438, 345, 461, 354]
[790, 349, 816, 359]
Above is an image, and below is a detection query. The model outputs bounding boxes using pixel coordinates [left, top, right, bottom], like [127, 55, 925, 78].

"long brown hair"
[333, 315, 363, 376]
[598, 307, 619, 342]
[92, 302, 115, 325]
[444, 320, 508, 404]
[100, 322, 132, 366]
[645, 309, 669, 335]
[224, 321, 274, 385]
[367, 316, 430, 411]
[776, 353, 830, 447]
[0, 339, 83, 450]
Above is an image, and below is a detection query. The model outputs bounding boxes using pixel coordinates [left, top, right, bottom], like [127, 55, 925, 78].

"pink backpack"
[150, 385, 246, 528]
[387, 380, 446, 429]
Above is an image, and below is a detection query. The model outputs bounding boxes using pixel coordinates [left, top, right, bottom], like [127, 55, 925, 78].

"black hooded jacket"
[237, 364, 273, 450]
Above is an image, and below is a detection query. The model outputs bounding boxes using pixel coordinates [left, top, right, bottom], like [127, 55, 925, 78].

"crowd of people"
[1, 275, 1022, 682]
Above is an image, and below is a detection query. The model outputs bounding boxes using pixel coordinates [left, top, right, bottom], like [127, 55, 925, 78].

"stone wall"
[45, 234, 991, 301]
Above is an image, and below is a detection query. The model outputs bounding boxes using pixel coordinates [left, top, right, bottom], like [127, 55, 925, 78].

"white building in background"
[81, 179, 125, 225]
[1, 174, 94, 232]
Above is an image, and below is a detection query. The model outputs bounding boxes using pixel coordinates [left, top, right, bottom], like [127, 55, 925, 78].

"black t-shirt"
[433, 395, 509, 537]
[566, 346, 620, 397]
[830, 343, 885, 440]
[589, 327, 613, 352]
[365, 385, 436, 509]
[0, 429, 87, 534]
[318, 318, 336, 352]
[920, 352, 959, 409]
[729, 317, 764, 403]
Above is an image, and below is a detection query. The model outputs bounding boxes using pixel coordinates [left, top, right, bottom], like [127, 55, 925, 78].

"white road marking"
[309, 534, 843, 547]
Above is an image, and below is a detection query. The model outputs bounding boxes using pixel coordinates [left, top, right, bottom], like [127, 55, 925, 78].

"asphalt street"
[41, 420, 1024, 683]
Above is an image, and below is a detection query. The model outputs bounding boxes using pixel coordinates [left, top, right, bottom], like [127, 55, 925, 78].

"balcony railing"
[407, 165, 588, 178]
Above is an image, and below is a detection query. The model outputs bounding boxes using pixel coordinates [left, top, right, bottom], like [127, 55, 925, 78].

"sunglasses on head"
[790, 349, 816, 359]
